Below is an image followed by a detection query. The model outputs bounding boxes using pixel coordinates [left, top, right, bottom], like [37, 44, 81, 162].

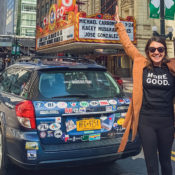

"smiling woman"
[115, 5, 175, 175]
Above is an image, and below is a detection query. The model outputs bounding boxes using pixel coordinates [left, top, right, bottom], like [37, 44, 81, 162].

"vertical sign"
[150, 0, 175, 20]
[150, 0, 160, 18]
[165, 0, 175, 20]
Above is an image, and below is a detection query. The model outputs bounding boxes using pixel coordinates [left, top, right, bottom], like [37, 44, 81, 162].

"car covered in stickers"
[0, 57, 141, 173]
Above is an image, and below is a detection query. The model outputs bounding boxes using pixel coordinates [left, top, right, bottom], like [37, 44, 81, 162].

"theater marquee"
[36, 4, 136, 52]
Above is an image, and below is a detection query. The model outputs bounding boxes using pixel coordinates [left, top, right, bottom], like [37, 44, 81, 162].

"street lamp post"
[152, 1, 173, 40]
[160, 0, 165, 37]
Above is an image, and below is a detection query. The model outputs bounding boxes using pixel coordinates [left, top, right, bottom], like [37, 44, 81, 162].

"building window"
[46, 3, 49, 14]
[22, 4, 36, 12]
[41, 5, 45, 16]
[21, 27, 36, 36]
[101, 0, 117, 15]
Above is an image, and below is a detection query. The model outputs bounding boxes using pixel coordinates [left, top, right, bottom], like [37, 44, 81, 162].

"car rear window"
[38, 70, 121, 99]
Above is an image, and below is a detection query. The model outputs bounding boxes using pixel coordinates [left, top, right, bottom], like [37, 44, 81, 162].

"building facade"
[0, 0, 37, 36]
[36, 0, 57, 29]
[5, 0, 17, 35]
[0, 0, 7, 34]
[19, 0, 37, 37]
[118, 0, 175, 58]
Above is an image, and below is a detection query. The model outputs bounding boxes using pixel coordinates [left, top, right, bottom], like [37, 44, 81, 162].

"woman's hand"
[115, 5, 120, 23]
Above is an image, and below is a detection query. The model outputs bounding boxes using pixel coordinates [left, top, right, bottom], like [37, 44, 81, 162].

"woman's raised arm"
[115, 5, 142, 60]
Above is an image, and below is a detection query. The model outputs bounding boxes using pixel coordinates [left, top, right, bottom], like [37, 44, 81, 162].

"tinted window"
[0, 68, 31, 97]
[0, 68, 19, 93]
[10, 69, 31, 97]
[39, 70, 121, 99]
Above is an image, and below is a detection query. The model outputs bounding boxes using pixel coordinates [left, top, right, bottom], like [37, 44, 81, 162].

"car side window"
[9, 69, 31, 97]
[0, 68, 18, 93]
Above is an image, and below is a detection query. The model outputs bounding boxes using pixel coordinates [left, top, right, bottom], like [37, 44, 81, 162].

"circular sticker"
[54, 130, 63, 138]
[90, 101, 99, 106]
[57, 102, 67, 108]
[49, 123, 61, 130]
[109, 99, 117, 105]
[118, 99, 125, 104]
[40, 131, 47, 138]
[117, 118, 125, 126]
[37, 123, 49, 131]
[80, 101, 89, 107]
[44, 102, 57, 109]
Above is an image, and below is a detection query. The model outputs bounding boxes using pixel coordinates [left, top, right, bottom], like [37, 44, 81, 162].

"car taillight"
[117, 79, 123, 86]
[15, 100, 36, 129]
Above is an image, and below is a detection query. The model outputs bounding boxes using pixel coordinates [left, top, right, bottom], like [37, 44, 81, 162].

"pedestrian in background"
[114, 5, 175, 175]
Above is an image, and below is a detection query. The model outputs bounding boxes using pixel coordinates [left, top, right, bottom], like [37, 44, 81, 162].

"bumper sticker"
[25, 142, 39, 150]
[27, 150, 37, 160]
[89, 133, 101, 141]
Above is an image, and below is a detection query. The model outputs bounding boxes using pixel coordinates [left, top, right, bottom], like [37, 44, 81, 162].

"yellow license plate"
[76, 119, 101, 131]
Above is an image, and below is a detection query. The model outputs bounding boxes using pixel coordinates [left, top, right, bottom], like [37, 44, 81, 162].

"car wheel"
[0, 128, 12, 175]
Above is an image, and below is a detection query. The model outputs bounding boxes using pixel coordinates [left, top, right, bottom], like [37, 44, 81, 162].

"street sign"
[11, 44, 20, 55]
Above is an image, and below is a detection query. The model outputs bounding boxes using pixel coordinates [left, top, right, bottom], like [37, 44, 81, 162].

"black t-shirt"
[140, 65, 175, 117]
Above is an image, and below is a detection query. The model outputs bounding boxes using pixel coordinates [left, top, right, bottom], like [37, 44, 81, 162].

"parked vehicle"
[0, 57, 141, 174]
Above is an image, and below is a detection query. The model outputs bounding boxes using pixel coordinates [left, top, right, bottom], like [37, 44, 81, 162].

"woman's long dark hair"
[145, 36, 169, 69]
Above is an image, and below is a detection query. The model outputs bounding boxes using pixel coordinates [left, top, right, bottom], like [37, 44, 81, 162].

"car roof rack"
[30, 56, 97, 65]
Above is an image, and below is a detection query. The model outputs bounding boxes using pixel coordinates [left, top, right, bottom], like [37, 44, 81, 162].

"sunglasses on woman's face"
[148, 47, 165, 53]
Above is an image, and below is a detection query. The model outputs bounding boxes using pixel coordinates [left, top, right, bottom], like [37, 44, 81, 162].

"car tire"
[0, 128, 12, 175]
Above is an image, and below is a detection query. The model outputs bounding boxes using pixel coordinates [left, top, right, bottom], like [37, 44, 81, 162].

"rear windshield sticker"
[79, 107, 86, 113]
[90, 101, 99, 106]
[70, 102, 77, 107]
[57, 102, 67, 108]
[109, 99, 117, 105]
[54, 130, 62, 138]
[37, 123, 49, 131]
[65, 108, 73, 113]
[118, 99, 125, 105]
[72, 108, 79, 113]
[47, 131, 54, 137]
[124, 98, 130, 104]
[101, 114, 115, 132]
[55, 117, 61, 123]
[66, 120, 76, 132]
[106, 106, 113, 112]
[40, 131, 47, 138]
[49, 123, 61, 130]
[35, 102, 44, 109]
[117, 118, 125, 126]
[44, 102, 57, 109]
[100, 116, 107, 121]
[80, 101, 89, 107]
[64, 80, 92, 84]
[99, 100, 109, 106]
[40, 110, 59, 114]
